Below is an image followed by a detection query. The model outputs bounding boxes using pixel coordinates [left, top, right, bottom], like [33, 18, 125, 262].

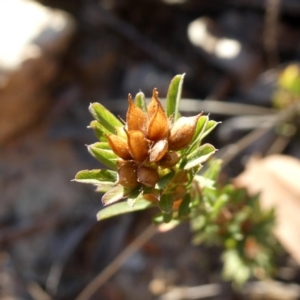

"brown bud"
[173, 185, 187, 201]
[147, 89, 169, 141]
[117, 161, 139, 188]
[171, 170, 188, 184]
[172, 199, 183, 210]
[137, 166, 159, 187]
[126, 94, 147, 133]
[143, 193, 158, 203]
[126, 130, 149, 162]
[106, 134, 132, 160]
[149, 139, 168, 162]
[168, 113, 202, 151]
[159, 151, 180, 168]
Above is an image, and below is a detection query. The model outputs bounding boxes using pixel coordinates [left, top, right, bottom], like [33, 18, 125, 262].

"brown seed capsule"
[106, 134, 132, 160]
[172, 199, 183, 210]
[168, 113, 202, 151]
[137, 166, 159, 187]
[126, 130, 149, 162]
[159, 151, 180, 168]
[170, 170, 188, 184]
[173, 185, 187, 201]
[143, 193, 158, 203]
[147, 89, 169, 141]
[149, 139, 168, 162]
[117, 161, 139, 188]
[126, 94, 147, 133]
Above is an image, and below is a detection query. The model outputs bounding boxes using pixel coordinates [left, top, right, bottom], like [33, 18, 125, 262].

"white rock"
[0, 0, 75, 143]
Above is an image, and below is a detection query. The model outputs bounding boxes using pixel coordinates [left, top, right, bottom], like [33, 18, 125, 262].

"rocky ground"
[2, 0, 300, 299]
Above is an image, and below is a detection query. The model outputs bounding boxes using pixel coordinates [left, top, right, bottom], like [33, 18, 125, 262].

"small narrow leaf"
[97, 199, 155, 220]
[202, 159, 223, 181]
[178, 194, 191, 217]
[211, 194, 229, 218]
[159, 193, 174, 213]
[184, 144, 216, 170]
[155, 170, 175, 190]
[89, 120, 111, 141]
[74, 169, 117, 184]
[201, 120, 220, 139]
[166, 74, 185, 120]
[89, 103, 123, 134]
[163, 212, 173, 223]
[135, 92, 147, 112]
[88, 143, 118, 170]
[190, 116, 209, 149]
[102, 185, 134, 206]
[95, 182, 116, 193]
[127, 190, 143, 208]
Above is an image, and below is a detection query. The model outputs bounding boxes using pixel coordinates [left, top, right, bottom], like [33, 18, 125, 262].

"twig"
[0, 213, 62, 246]
[75, 223, 157, 300]
[159, 283, 221, 300]
[218, 103, 299, 167]
[97, 98, 277, 117]
[264, 0, 281, 67]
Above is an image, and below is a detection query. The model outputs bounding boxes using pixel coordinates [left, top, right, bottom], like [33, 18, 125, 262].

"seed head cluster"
[106, 89, 202, 189]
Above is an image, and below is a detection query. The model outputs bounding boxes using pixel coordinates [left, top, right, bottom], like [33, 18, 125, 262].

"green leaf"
[194, 175, 215, 190]
[159, 193, 173, 213]
[185, 115, 209, 154]
[155, 170, 175, 190]
[178, 194, 191, 217]
[211, 194, 229, 218]
[102, 185, 135, 206]
[201, 120, 220, 139]
[95, 182, 116, 193]
[202, 159, 222, 181]
[166, 74, 185, 120]
[89, 103, 123, 134]
[163, 212, 173, 223]
[127, 190, 143, 208]
[184, 144, 216, 170]
[135, 92, 147, 112]
[88, 143, 118, 170]
[192, 116, 208, 143]
[222, 249, 251, 286]
[88, 120, 111, 141]
[74, 169, 117, 184]
[97, 199, 155, 221]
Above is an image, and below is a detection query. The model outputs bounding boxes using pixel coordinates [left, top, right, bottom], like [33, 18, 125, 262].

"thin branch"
[218, 103, 300, 167]
[75, 223, 157, 300]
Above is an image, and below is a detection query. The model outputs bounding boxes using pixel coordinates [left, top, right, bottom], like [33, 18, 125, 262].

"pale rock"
[0, 0, 75, 143]
[234, 155, 300, 265]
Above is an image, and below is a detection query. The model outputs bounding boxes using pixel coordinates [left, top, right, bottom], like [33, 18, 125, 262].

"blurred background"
[2, 0, 300, 299]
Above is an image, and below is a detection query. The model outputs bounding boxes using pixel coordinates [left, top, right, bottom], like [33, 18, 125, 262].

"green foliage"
[97, 198, 155, 221]
[273, 63, 300, 109]
[75, 74, 277, 287]
[166, 74, 185, 120]
[188, 160, 276, 285]
[87, 143, 118, 170]
[135, 92, 147, 112]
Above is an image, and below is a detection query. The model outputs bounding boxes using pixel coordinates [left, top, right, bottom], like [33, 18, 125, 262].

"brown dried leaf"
[126, 130, 149, 162]
[234, 154, 300, 264]
[149, 139, 168, 162]
[159, 151, 181, 168]
[126, 94, 147, 133]
[147, 89, 169, 141]
[117, 161, 139, 188]
[137, 166, 159, 187]
[168, 114, 202, 151]
[106, 134, 132, 160]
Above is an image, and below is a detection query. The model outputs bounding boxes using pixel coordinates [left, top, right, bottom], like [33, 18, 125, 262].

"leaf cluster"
[74, 74, 277, 286]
